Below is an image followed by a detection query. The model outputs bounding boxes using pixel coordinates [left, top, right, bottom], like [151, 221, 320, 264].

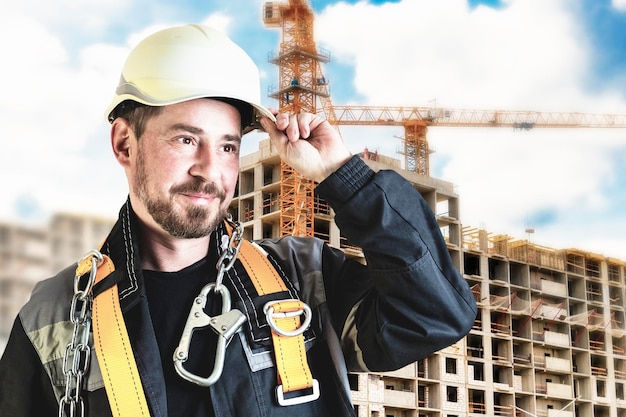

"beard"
[135, 152, 228, 239]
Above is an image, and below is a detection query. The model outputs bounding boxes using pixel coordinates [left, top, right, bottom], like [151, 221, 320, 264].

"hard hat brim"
[106, 89, 275, 135]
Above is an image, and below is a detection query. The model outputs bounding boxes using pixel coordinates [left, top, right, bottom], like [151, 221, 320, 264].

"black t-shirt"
[144, 246, 220, 417]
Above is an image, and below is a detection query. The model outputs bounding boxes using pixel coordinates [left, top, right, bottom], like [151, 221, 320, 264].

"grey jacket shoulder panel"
[257, 236, 333, 309]
[20, 264, 75, 334]
[20, 264, 105, 395]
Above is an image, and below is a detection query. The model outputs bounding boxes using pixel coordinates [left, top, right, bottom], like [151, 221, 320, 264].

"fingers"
[286, 114, 300, 142]
[259, 115, 280, 138]
[259, 114, 291, 157]
[268, 112, 314, 142]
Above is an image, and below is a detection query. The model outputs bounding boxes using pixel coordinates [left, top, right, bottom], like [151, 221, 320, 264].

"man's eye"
[223, 143, 239, 153]
[177, 137, 194, 145]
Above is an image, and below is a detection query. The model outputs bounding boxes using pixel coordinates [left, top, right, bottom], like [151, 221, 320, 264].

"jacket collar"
[98, 198, 228, 312]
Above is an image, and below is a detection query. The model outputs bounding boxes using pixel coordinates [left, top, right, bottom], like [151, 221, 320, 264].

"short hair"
[110, 98, 252, 139]
[111, 101, 163, 139]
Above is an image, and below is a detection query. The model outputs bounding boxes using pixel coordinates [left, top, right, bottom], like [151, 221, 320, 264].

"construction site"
[1, 1, 626, 417]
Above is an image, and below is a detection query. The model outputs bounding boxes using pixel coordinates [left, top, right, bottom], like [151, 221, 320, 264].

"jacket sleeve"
[0, 316, 58, 416]
[316, 155, 477, 372]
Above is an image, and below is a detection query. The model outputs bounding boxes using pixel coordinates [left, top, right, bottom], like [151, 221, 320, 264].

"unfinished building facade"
[233, 139, 626, 417]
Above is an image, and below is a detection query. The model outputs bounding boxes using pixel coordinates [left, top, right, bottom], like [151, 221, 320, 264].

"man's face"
[130, 98, 241, 238]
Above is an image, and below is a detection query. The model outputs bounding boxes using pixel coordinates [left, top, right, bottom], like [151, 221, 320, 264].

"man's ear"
[111, 118, 133, 167]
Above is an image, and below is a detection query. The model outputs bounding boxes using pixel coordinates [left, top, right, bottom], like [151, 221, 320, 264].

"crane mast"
[263, 0, 333, 237]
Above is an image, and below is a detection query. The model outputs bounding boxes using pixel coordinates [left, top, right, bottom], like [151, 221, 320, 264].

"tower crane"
[263, 0, 626, 236]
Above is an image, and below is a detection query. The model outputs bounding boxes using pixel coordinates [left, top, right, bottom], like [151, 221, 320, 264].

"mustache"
[170, 179, 227, 200]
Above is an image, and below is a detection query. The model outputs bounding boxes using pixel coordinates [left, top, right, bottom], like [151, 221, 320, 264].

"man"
[0, 24, 477, 417]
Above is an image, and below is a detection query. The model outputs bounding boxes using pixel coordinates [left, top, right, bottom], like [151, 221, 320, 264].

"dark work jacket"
[0, 156, 477, 416]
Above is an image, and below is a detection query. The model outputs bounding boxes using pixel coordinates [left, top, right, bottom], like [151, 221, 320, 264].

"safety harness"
[60, 219, 318, 417]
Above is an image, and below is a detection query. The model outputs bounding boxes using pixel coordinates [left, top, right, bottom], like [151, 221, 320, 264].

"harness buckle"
[263, 299, 312, 337]
[174, 283, 247, 387]
[275, 379, 320, 406]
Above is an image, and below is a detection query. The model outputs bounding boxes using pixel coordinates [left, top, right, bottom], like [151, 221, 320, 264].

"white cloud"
[0, 9, 132, 221]
[202, 12, 233, 34]
[318, 0, 591, 110]
[5, 0, 130, 35]
[614, 0, 626, 11]
[316, 0, 626, 259]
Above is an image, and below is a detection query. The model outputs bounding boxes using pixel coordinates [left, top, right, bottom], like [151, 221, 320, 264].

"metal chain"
[59, 250, 103, 417]
[215, 214, 244, 288]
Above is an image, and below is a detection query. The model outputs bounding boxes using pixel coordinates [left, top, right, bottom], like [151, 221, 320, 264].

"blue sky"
[1, 0, 625, 259]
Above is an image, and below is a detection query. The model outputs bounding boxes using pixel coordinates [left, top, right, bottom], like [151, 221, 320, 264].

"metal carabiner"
[173, 283, 247, 386]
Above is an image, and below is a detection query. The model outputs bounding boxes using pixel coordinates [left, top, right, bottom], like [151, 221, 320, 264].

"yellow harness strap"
[76, 254, 151, 417]
[238, 241, 316, 399]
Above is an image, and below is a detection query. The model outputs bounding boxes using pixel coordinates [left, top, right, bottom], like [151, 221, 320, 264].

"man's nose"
[189, 147, 222, 182]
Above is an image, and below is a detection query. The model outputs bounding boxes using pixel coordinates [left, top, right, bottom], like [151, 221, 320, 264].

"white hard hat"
[105, 24, 274, 134]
